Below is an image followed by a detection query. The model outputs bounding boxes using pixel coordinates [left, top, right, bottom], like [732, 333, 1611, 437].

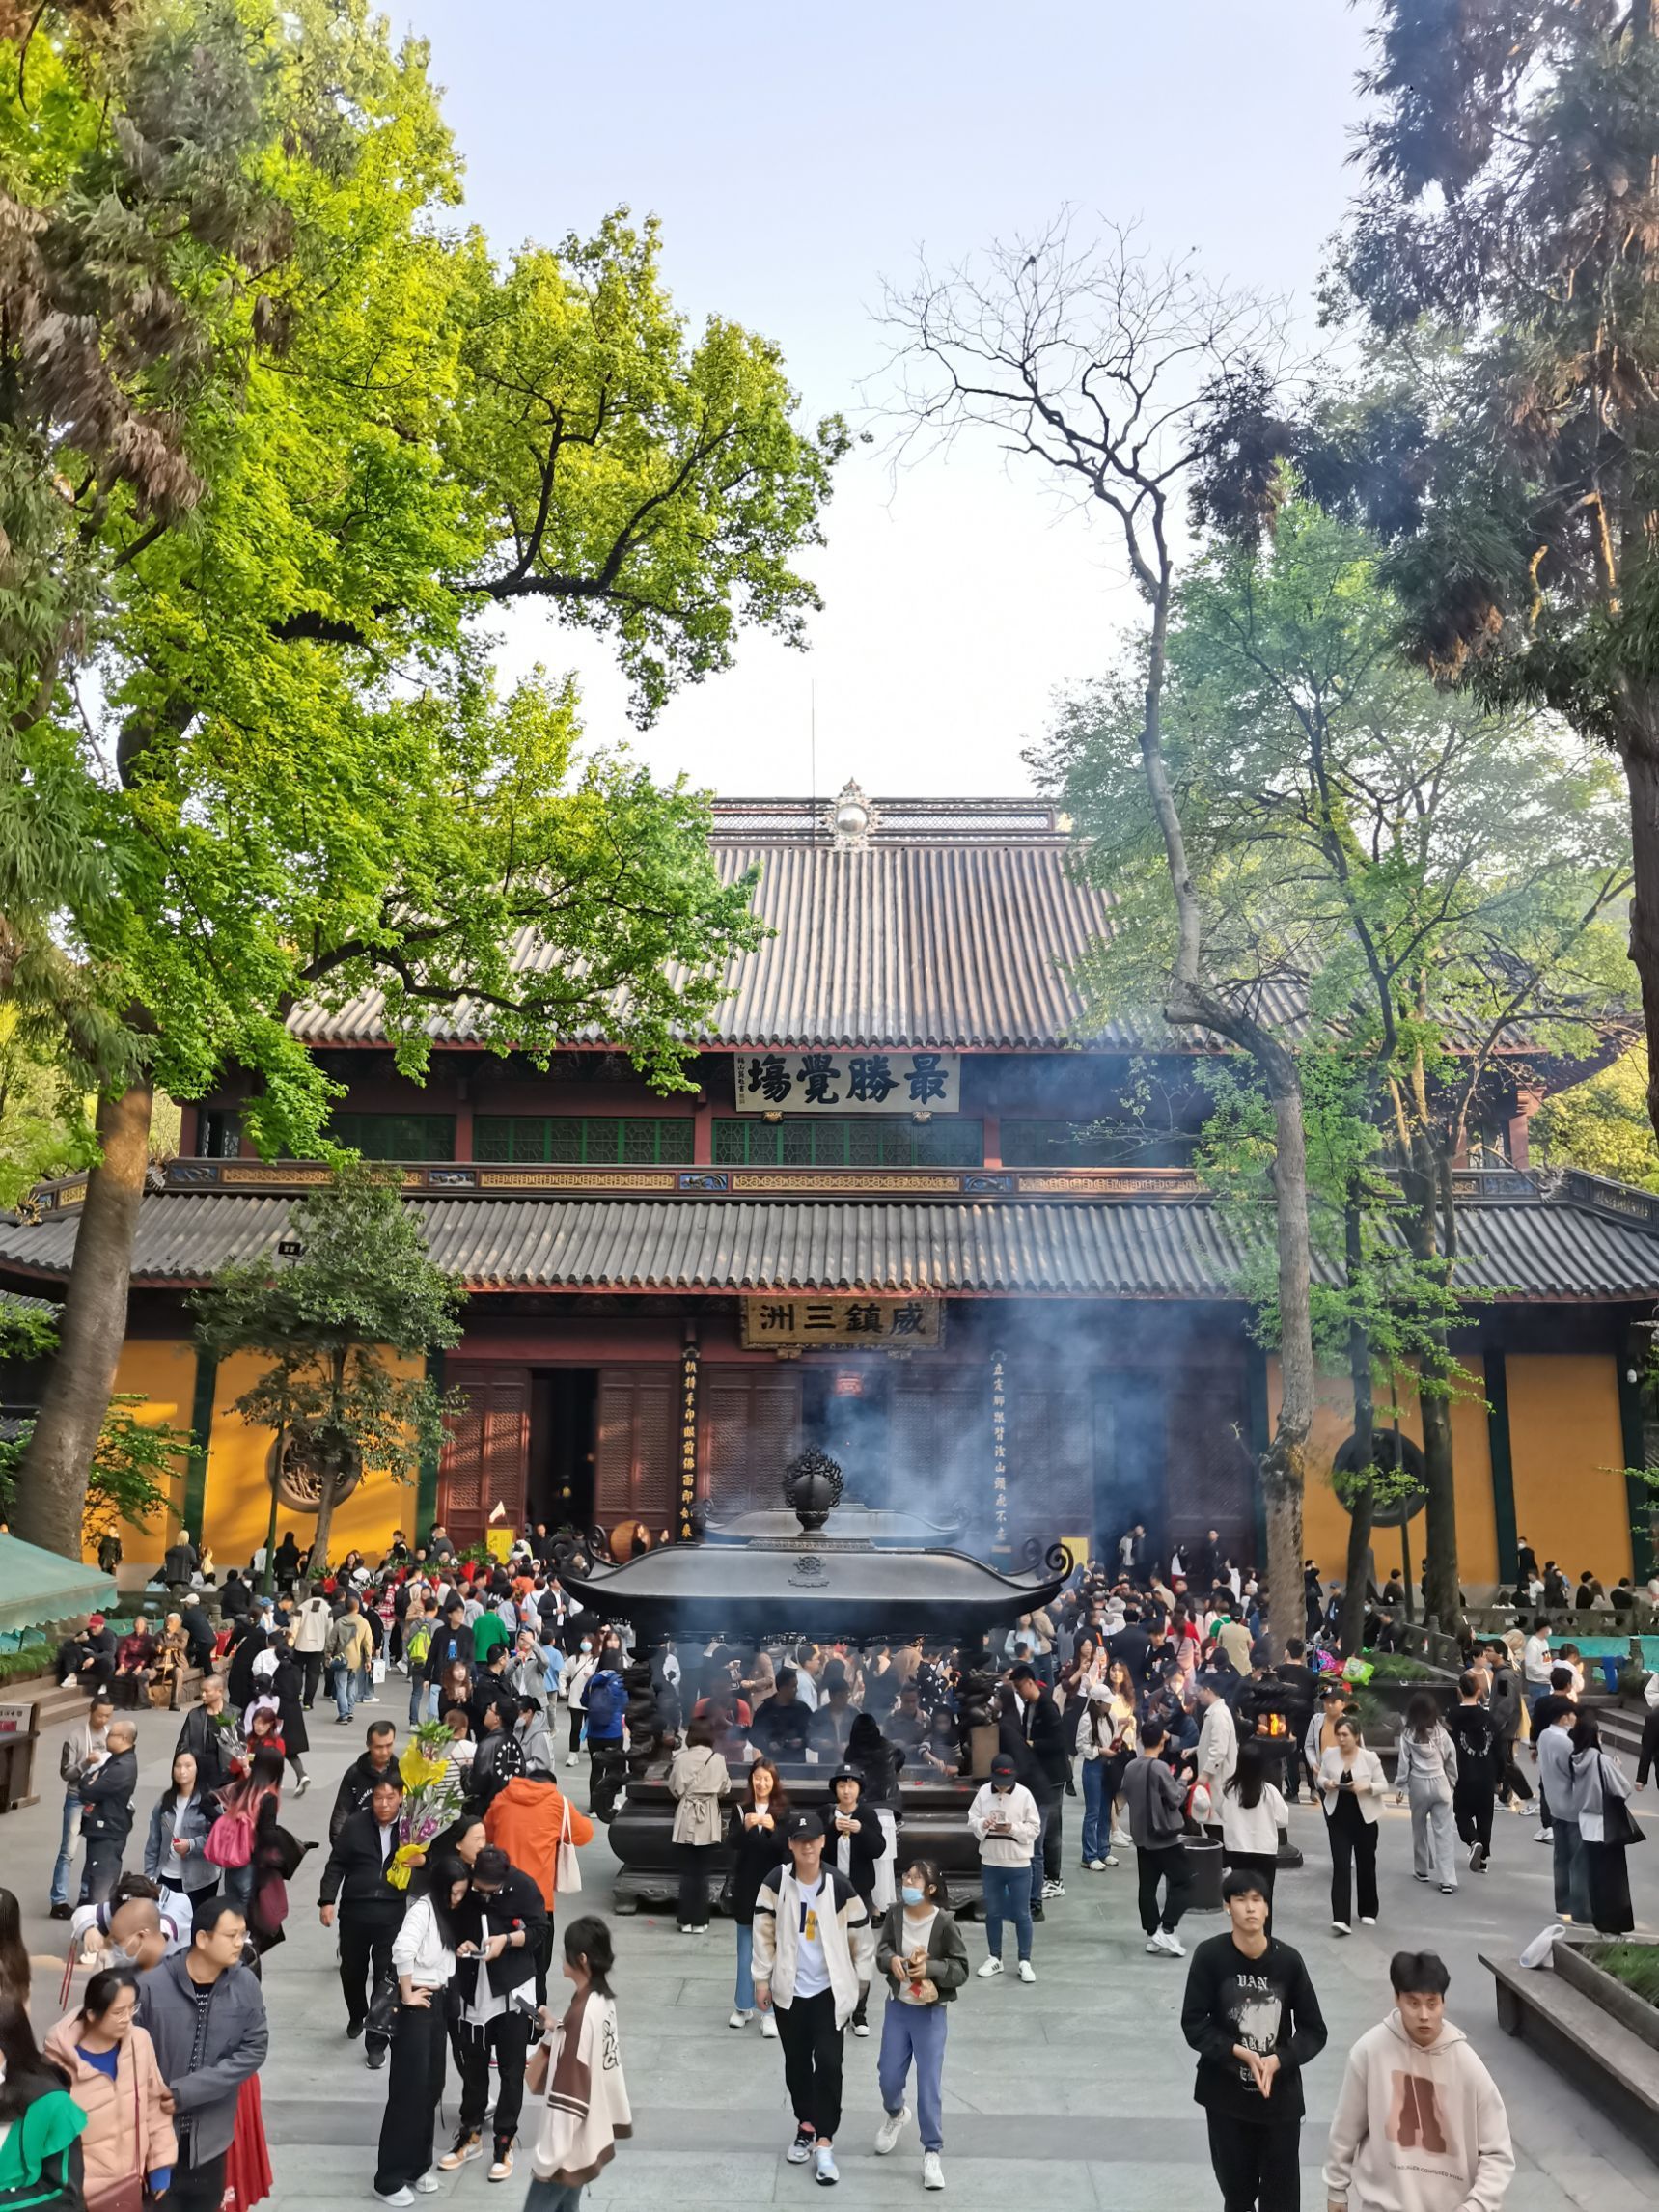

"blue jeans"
[223, 1861, 254, 1915]
[50, 1790, 82, 1907]
[878, 1999, 948, 2152]
[408, 1674, 427, 1728]
[734, 1922, 755, 2012]
[329, 1661, 356, 1721]
[1553, 1815, 1591, 1922]
[1081, 1760, 1107, 1864]
[981, 1864, 1033, 1962]
[522, 2182, 583, 2212]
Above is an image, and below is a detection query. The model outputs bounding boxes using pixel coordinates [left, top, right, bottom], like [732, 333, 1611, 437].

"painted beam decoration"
[740, 1296, 945, 1350]
[733, 1050, 960, 1114]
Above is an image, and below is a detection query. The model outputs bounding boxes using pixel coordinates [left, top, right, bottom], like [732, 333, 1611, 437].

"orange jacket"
[484, 1775, 594, 1906]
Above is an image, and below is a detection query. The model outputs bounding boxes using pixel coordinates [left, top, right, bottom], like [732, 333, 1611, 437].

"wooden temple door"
[438, 1364, 530, 1548]
[889, 1369, 987, 1535]
[593, 1369, 679, 1535]
[700, 1369, 802, 1519]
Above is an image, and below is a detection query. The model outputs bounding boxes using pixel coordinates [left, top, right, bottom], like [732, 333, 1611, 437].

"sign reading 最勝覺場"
[740, 1297, 945, 1350]
[733, 1051, 959, 1115]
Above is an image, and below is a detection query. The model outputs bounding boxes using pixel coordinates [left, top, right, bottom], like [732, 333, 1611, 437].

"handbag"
[365, 1966, 400, 2041]
[555, 1792, 582, 1894]
[1601, 1758, 1645, 1848]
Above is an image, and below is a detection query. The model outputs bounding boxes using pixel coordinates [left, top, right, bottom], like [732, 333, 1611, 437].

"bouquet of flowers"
[388, 1719, 465, 1889]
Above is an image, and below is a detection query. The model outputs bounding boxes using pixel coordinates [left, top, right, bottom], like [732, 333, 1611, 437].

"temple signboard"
[733, 1051, 960, 1114]
[740, 1297, 945, 1350]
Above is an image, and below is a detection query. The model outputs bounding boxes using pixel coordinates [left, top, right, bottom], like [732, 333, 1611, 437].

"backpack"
[584, 1671, 619, 1734]
[405, 1620, 433, 1667]
[204, 1808, 254, 1868]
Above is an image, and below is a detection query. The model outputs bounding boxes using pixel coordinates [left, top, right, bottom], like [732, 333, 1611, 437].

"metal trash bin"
[0, 1700, 40, 1813]
[1184, 1835, 1225, 1912]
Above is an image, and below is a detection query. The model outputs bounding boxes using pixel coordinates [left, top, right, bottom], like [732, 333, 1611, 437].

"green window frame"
[712, 1118, 982, 1168]
[328, 1113, 456, 1161]
[473, 1116, 695, 1166]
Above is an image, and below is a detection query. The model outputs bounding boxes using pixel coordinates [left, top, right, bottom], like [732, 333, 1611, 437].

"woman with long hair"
[727, 1759, 788, 2037]
[45, 1965, 175, 2212]
[373, 1853, 468, 2204]
[267, 1634, 311, 1795]
[144, 1751, 219, 1915]
[525, 1916, 630, 2212]
[1316, 1716, 1387, 1934]
[1076, 1683, 1118, 1871]
[872, 1859, 968, 2192]
[0, 1889, 28, 2008]
[667, 1716, 730, 1936]
[1101, 1659, 1139, 1855]
[1218, 1739, 1287, 1904]
[1395, 1692, 1461, 1895]
[214, 1744, 284, 1917]
[1570, 1714, 1637, 1935]
[0, 1992, 86, 2202]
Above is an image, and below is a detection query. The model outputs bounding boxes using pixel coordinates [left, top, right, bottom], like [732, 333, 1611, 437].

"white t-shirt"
[792, 1875, 830, 1999]
[896, 1907, 938, 2005]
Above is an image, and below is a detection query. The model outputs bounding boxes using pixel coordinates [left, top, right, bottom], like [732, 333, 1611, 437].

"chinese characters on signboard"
[733, 1050, 960, 1115]
[991, 1348, 1009, 1557]
[739, 1297, 945, 1350]
[678, 1341, 699, 1538]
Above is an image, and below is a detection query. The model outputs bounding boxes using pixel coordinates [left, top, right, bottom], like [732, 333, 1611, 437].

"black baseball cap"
[786, 1810, 825, 1842]
[989, 1753, 1017, 1782]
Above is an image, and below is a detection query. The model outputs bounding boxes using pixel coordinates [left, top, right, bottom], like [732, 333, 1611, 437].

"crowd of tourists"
[28, 1517, 1650, 2212]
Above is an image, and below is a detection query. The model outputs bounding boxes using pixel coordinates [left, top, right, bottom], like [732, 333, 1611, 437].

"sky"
[385, 2, 1374, 800]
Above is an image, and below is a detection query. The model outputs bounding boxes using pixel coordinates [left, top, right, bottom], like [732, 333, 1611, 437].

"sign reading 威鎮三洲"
[740, 1297, 945, 1350]
[733, 1051, 959, 1115]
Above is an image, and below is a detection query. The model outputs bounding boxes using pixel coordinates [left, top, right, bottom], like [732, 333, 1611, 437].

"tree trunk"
[308, 1477, 340, 1584]
[14, 1082, 153, 1558]
[1339, 1190, 1376, 1658]
[1622, 734, 1659, 1149]
[1402, 1132, 1461, 1631]
[1260, 1079, 1313, 1657]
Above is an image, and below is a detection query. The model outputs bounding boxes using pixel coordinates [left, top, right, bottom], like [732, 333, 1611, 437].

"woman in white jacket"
[373, 1853, 469, 2204]
[1395, 1693, 1460, 1895]
[563, 1647, 596, 1769]
[1317, 1717, 1388, 1934]
[967, 1754, 1042, 1981]
[1218, 1740, 1286, 1904]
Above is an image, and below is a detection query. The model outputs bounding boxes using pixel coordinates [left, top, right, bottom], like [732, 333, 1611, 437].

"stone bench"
[1482, 1949, 1659, 2160]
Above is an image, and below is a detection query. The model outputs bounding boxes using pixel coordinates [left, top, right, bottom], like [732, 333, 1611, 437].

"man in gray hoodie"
[138, 1896, 269, 2212]
[1324, 1949, 1513, 2212]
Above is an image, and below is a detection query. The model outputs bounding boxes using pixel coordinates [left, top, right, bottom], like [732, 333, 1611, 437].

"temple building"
[3, 788, 1656, 1589]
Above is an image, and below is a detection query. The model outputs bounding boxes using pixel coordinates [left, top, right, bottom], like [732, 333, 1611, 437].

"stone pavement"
[15, 1696, 1659, 2211]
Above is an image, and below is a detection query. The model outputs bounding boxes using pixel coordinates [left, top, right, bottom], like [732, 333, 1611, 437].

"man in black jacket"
[219, 1570, 253, 1624]
[424, 1597, 475, 1696]
[438, 1844, 547, 2184]
[1180, 1866, 1328, 2211]
[175, 1675, 238, 1798]
[329, 1720, 399, 1843]
[1275, 1642, 1319, 1803]
[318, 1773, 406, 2069]
[78, 1718, 139, 1904]
[1000, 1663, 1068, 1911]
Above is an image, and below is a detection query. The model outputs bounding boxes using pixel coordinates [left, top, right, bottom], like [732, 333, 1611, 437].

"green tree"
[1196, 5, 1659, 1145]
[192, 1163, 466, 1573]
[1033, 498, 1631, 1627]
[1532, 1047, 1659, 1191]
[7, 2, 843, 1556]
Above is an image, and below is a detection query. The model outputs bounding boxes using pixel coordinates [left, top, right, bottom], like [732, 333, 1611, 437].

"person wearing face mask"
[871, 1860, 968, 2192]
[564, 1643, 597, 1769]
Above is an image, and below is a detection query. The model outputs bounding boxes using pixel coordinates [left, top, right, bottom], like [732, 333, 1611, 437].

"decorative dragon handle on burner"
[1021, 1536, 1075, 1577]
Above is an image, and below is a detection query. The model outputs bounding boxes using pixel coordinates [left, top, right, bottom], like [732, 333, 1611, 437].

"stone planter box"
[1483, 1935, 1659, 2159]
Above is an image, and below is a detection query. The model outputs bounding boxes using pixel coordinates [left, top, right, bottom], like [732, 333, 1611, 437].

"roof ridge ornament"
[828, 778, 876, 848]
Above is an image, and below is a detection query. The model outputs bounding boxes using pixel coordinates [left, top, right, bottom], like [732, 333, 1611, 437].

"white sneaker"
[814, 2143, 839, 2187]
[1110, 1829, 1132, 1848]
[566, 1756, 579, 1769]
[1359, 1916, 1377, 1926]
[976, 1956, 1004, 1978]
[1041, 1879, 1065, 1898]
[1083, 1859, 1106, 1872]
[1145, 1935, 1163, 1954]
[1331, 1921, 1351, 1936]
[1535, 1828, 1555, 1843]
[1102, 1853, 1120, 1868]
[1016, 1958, 1036, 1983]
[728, 2008, 752, 2029]
[761, 2012, 779, 2039]
[922, 2152, 945, 2191]
[414, 2176, 442, 2197]
[850, 2020, 870, 2037]
[874, 2106, 911, 2157]
[374, 2192, 414, 2208]
[1157, 1929, 1185, 1957]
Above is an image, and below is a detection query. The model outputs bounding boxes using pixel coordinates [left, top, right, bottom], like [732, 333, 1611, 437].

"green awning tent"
[0, 1534, 116, 1636]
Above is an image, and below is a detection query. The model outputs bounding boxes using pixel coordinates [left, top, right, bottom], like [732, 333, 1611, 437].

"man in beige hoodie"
[1324, 1950, 1514, 2212]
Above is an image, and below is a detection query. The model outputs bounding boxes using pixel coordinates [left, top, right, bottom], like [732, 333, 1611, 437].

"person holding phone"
[967, 1754, 1041, 1981]
[372, 1854, 468, 2204]
[871, 1859, 968, 2191]
[1316, 1718, 1388, 1934]
[437, 1845, 548, 2184]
